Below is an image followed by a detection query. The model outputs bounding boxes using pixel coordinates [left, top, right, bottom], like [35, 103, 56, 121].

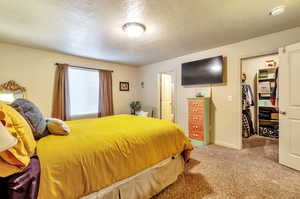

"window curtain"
[52, 64, 70, 120]
[99, 70, 114, 117]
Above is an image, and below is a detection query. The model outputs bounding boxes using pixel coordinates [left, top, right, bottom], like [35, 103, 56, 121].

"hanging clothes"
[242, 83, 255, 138]
[271, 67, 279, 106]
[242, 110, 254, 138]
[242, 84, 255, 110]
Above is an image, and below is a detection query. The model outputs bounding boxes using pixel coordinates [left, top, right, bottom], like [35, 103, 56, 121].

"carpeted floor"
[153, 135, 300, 199]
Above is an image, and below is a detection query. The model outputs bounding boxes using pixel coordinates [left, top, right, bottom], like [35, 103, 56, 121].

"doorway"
[240, 53, 279, 149]
[159, 72, 175, 122]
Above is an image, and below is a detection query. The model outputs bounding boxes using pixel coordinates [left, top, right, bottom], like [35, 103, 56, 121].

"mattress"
[81, 154, 184, 199]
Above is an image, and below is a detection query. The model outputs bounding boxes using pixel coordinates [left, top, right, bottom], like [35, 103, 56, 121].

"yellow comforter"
[37, 115, 193, 199]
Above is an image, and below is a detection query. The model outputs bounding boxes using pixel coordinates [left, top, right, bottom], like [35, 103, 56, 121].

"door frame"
[158, 71, 176, 122]
[238, 51, 279, 149]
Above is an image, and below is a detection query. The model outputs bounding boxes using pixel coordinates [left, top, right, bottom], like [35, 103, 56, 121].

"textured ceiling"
[0, 0, 300, 66]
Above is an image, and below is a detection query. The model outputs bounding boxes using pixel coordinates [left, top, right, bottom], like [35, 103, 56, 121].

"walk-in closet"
[241, 54, 279, 148]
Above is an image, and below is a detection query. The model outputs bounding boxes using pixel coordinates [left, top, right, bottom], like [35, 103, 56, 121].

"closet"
[241, 54, 279, 139]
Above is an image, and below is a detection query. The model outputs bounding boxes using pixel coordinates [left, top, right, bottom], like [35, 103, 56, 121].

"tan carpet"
[153, 136, 300, 199]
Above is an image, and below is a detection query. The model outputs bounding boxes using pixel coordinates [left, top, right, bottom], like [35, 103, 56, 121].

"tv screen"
[181, 56, 224, 85]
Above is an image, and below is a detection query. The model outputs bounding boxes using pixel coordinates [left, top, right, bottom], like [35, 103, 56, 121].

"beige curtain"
[52, 64, 70, 120]
[99, 70, 114, 117]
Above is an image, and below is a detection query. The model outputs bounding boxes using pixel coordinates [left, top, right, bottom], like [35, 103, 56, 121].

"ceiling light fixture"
[122, 22, 146, 38]
[269, 6, 286, 16]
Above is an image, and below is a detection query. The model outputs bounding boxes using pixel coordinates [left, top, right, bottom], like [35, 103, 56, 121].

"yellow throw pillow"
[46, 118, 70, 135]
[0, 102, 36, 177]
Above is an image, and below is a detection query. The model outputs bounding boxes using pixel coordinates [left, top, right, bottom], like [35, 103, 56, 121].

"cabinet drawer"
[189, 115, 204, 124]
[189, 108, 204, 115]
[188, 123, 204, 132]
[189, 131, 204, 140]
[188, 100, 204, 107]
[189, 104, 204, 111]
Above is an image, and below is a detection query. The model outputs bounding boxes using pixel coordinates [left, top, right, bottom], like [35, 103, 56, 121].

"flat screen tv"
[181, 55, 224, 85]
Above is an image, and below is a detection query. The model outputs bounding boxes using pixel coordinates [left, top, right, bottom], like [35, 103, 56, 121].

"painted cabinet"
[188, 97, 210, 146]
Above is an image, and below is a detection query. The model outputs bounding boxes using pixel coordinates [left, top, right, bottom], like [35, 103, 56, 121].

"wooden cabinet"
[188, 98, 210, 146]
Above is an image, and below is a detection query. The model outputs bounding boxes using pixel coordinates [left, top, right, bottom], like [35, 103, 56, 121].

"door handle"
[279, 111, 286, 115]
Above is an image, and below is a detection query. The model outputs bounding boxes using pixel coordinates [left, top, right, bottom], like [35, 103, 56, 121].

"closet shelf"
[258, 78, 275, 81]
[258, 92, 272, 94]
[258, 105, 277, 108]
[257, 66, 279, 138]
[259, 119, 279, 123]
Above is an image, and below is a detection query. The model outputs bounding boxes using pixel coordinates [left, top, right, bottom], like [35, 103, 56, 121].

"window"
[68, 67, 99, 118]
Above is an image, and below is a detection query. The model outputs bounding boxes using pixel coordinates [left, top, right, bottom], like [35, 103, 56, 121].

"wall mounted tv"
[181, 55, 224, 85]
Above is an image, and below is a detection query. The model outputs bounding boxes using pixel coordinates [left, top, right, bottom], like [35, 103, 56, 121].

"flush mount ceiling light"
[122, 22, 146, 38]
[269, 6, 286, 16]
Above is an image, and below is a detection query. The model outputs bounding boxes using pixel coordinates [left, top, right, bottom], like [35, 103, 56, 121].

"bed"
[36, 114, 193, 199]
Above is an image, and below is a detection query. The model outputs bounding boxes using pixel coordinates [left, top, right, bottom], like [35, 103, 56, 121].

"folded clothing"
[259, 109, 277, 120]
[259, 126, 278, 138]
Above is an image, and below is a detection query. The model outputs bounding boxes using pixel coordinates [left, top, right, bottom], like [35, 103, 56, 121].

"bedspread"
[37, 115, 192, 199]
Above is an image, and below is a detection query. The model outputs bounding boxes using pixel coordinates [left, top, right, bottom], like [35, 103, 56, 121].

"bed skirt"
[81, 154, 184, 199]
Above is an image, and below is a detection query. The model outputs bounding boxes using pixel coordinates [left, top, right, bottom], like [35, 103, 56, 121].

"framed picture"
[119, 82, 129, 91]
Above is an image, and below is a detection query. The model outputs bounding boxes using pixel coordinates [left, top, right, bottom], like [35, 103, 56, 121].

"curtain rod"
[55, 63, 114, 73]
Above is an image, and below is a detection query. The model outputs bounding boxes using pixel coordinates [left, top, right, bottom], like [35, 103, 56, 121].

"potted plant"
[130, 101, 141, 115]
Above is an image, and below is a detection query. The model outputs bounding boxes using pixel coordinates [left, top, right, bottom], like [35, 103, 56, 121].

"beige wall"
[0, 43, 140, 117]
[138, 26, 300, 149]
[242, 54, 279, 132]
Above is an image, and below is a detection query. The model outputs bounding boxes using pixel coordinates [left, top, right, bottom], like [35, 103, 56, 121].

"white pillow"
[46, 118, 70, 136]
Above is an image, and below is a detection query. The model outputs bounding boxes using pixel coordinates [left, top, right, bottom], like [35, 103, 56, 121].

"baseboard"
[214, 140, 241, 150]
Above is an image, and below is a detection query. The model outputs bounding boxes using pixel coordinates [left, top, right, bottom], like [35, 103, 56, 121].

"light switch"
[227, 96, 233, 102]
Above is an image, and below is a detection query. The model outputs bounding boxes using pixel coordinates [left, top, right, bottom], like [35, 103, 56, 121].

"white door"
[279, 42, 300, 171]
[160, 73, 175, 122]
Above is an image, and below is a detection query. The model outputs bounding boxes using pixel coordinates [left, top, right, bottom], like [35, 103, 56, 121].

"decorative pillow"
[0, 102, 36, 177]
[10, 98, 48, 140]
[46, 118, 70, 135]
